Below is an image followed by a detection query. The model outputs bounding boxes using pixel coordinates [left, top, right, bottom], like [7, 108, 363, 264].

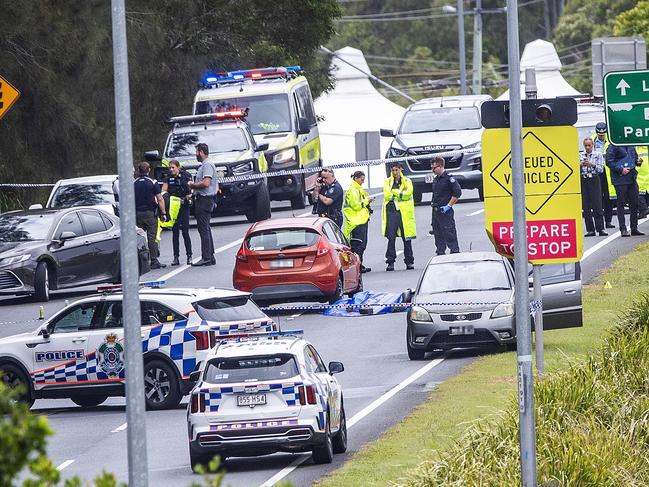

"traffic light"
[481, 98, 578, 128]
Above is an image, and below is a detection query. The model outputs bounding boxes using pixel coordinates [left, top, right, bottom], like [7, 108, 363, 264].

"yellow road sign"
[0, 75, 20, 120]
[482, 126, 583, 264]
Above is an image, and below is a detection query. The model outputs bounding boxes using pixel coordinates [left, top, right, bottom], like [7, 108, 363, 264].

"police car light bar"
[167, 110, 247, 125]
[96, 280, 166, 293]
[202, 66, 302, 87]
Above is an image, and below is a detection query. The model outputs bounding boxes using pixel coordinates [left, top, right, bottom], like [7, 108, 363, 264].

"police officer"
[162, 159, 193, 266]
[312, 168, 344, 228]
[134, 161, 167, 269]
[430, 156, 461, 255]
[343, 171, 375, 273]
[593, 122, 615, 228]
[605, 144, 645, 237]
[382, 162, 416, 271]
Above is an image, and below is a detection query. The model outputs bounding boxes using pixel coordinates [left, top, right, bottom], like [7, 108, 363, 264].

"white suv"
[186, 331, 346, 470]
[0, 285, 276, 410]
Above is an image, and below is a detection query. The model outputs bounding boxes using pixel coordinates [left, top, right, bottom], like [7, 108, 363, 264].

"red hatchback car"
[233, 217, 363, 303]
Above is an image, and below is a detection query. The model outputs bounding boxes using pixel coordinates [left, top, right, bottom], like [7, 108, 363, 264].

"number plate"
[425, 173, 435, 183]
[449, 325, 475, 335]
[270, 259, 294, 268]
[237, 394, 266, 407]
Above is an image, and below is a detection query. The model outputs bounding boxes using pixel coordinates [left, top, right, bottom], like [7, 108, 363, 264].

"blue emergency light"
[96, 280, 166, 293]
[202, 66, 302, 87]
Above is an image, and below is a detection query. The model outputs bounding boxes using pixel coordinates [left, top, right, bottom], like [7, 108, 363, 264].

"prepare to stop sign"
[493, 220, 577, 259]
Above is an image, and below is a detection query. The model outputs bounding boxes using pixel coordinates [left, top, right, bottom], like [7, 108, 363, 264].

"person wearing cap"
[592, 122, 615, 229]
[605, 143, 645, 237]
[579, 137, 607, 237]
[343, 171, 374, 273]
[382, 162, 416, 271]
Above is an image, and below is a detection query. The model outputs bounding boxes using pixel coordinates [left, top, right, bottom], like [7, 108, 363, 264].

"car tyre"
[332, 408, 347, 454]
[0, 363, 34, 406]
[406, 327, 426, 360]
[328, 276, 343, 304]
[33, 261, 50, 302]
[143, 359, 181, 410]
[312, 415, 334, 464]
[247, 181, 272, 222]
[290, 176, 307, 210]
[70, 395, 107, 408]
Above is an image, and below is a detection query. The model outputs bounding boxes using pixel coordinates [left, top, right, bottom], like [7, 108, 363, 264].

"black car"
[0, 208, 150, 301]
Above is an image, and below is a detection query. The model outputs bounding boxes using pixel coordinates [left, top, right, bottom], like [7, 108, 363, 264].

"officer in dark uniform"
[162, 159, 193, 266]
[430, 156, 462, 254]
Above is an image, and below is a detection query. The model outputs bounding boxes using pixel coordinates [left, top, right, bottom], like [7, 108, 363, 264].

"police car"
[0, 282, 277, 410]
[186, 330, 346, 471]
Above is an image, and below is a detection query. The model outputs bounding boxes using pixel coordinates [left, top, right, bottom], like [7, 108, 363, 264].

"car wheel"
[0, 363, 33, 406]
[33, 261, 50, 302]
[290, 176, 307, 210]
[247, 181, 272, 222]
[70, 395, 107, 408]
[328, 276, 343, 304]
[143, 359, 181, 410]
[312, 415, 334, 464]
[332, 407, 347, 454]
[406, 327, 426, 360]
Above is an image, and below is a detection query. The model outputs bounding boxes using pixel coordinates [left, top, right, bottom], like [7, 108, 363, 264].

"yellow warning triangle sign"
[604, 281, 612, 289]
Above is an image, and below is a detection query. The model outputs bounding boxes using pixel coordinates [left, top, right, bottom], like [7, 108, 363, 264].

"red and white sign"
[492, 219, 578, 261]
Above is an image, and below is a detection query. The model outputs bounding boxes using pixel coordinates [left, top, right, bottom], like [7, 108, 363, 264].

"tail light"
[236, 246, 248, 262]
[298, 385, 317, 405]
[191, 393, 206, 413]
[190, 330, 217, 350]
[316, 238, 330, 257]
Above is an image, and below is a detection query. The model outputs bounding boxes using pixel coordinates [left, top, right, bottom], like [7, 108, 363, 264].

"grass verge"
[315, 242, 649, 487]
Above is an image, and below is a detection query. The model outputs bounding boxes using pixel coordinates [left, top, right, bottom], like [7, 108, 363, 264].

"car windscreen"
[0, 213, 57, 242]
[246, 228, 320, 251]
[419, 260, 511, 294]
[49, 183, 115, 208]
[166, 127, 248, 157]
[204, 354, 299, 383]
[195, 94, 291, 135]
[192, 296, 266, 322]
[400, 107, 481, 134]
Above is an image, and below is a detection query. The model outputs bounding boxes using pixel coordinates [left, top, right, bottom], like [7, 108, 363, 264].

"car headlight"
[463, 141, 481, 150]
[232, 160, 255, 175]
[491, 303, 514, 318]
[409, 306, 431, 322]
[390, 147, 408, 157]
[272, 147, 297, 164]
[0, 254, 31, 266]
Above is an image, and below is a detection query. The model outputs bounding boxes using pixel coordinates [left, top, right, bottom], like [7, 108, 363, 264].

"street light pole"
[472, 0, 483, 94]
[457, 0, 468, 95]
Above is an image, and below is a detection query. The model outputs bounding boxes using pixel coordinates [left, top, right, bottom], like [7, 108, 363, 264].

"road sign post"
[0, 75, 20, 120]
[604, 69, 649, 145]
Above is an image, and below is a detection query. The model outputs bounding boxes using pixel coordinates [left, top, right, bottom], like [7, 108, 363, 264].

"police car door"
[304, 345, 342, 431]
[31, 302, 101, 386]
[83, 300, 127, 382]
[293, 84, 320, 188]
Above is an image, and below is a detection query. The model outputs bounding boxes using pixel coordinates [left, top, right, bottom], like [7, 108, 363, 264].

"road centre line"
[259, 356, 446, 487]
[56, 460, 75, 471]
[111, 422, 128, 433]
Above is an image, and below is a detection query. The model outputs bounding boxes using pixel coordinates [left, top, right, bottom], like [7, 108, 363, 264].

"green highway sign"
[604, 69, 649, 145]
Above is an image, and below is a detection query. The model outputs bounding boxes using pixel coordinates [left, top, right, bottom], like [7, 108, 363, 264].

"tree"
[614, 0, 649, 43]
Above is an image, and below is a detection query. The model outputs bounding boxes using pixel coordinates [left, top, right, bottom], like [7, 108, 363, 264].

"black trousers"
[600, 172, 613, 224]
[385, 209, 414, 265]
[194, 196, 215, 261]
[581, 176, 604, 232]
[638, 191, 649, 217]
[614, 182, 639, 231]
[172, 202, 192, 258]
[350, 222, 368, 263]
[432, 207, 460, 254]
[136, 210, 159, 263]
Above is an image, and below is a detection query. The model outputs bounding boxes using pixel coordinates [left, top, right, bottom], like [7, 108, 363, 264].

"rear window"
[204, 354, 299, 383]
[193, 296, 266, 322]
[246, 228, 320, 251]
[49, 183, 115, 208]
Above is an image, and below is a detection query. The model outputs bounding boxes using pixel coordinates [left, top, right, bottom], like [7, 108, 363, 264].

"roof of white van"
[195, 77, 306, 101]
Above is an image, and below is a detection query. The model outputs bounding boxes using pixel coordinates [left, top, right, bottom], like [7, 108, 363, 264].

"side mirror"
[59, 231, 77, 241]
[328, 361, 344, 375]
[189, 370, 201, 385]
[380, 128, 395, 138]
[144, 150, 161, 162]
[297, 117, 310, 135]
[40, 327, 50, 339]
[29, 204, 43, 210]
[153, 166, 170, 182]
[402, 288, 413, 304]
[256, 143, 269, 152]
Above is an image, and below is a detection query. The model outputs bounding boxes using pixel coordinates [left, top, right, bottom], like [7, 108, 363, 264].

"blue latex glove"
[441, 204, 452, 214]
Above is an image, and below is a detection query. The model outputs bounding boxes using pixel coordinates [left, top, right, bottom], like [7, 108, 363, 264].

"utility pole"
[111, 1, 149, 485]
[457, 0, 468, 95]
[472, 0, 483, 94]
[506, 0, 538, 485]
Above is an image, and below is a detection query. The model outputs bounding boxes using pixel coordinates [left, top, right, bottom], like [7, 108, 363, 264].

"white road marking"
[259, 356, 446, 487]
[468, 209, 484, 216]
[57, 459, 75, 471]
[111, 422, 128, 433]
[582, 216, 648, 260]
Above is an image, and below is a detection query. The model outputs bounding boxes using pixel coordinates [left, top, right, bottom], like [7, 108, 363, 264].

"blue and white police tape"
[0, 183, 56, 188]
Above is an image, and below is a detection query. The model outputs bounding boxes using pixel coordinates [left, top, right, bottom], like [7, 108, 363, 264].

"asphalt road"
[2, 189, 648, 486]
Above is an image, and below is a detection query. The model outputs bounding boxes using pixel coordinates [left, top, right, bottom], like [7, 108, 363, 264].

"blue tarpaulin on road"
[323, 290, 404, 317]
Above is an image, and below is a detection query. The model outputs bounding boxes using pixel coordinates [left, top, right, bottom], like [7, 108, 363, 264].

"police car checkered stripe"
[199, 319, 275, 335]
[32, 351, 122, 384]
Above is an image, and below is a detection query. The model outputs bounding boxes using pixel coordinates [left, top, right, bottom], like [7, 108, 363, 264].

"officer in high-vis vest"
[343, 170, 375, 273]
[382, 162, 416, 271]
[636, 146, 649, 218]
[161, 159, 193, 266]
[593, 122, 615, 228]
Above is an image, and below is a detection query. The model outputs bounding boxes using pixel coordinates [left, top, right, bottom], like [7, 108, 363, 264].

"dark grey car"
[405, 252, 583, 359]
[0, 208, 150, 301]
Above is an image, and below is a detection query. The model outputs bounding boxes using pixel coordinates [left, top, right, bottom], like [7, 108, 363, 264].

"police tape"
[0, 183, 56, 188]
